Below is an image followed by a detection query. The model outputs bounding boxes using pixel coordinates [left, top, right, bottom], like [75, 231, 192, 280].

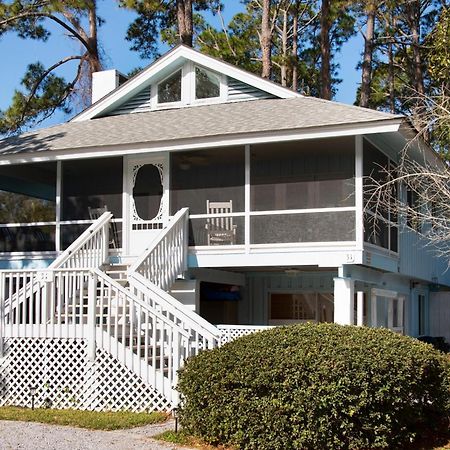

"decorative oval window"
[133, 164, 163, 221]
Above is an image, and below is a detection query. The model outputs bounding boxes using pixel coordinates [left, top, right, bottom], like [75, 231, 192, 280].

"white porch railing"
[128, 208, 220, 352]
[129, 208, 189, 291]
[217, 324, 274, 346]
[3, 212, 112, 315]
[0, 267, 189, 406]
[49, 211, 112, 269]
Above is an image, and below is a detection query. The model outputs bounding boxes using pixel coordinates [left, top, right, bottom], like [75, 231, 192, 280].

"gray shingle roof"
[0, 97, 402, 157]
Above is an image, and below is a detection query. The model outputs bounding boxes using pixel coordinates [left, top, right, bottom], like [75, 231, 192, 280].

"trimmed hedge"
[177, 323, 450, 450]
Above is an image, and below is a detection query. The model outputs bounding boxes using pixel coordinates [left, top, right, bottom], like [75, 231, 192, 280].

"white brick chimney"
[92, 69, 125, 104]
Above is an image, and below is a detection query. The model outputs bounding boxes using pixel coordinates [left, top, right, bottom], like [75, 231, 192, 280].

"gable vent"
[108, 86, 152, 116]
[227, 77, 276, 102]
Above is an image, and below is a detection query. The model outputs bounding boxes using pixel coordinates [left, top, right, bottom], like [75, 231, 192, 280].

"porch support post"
[55, 161, 62, 253]
[0, 272, 4, 358]
[356, 291, 364, 326]
[87, 271, 97, 361]
[333, 277, 354, 325]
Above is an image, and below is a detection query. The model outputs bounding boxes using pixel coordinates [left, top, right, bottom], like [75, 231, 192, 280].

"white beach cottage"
[0, 45, 448, 412]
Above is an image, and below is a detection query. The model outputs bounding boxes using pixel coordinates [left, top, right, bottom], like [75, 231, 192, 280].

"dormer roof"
[72, 45, 301, 122]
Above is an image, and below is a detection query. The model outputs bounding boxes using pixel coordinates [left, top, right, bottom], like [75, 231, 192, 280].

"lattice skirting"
[0, 338, 171, 412]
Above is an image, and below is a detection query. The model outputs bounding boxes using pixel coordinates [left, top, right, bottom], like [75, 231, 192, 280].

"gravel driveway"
[0, 419, 192, 450]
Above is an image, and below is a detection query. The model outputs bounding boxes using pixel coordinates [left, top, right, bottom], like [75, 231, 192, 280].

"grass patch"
[0, 406, 167, 430]
[156, 430, 231, 449]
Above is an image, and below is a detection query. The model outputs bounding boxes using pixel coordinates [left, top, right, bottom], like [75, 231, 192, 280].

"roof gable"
[72, 45, 300, 122]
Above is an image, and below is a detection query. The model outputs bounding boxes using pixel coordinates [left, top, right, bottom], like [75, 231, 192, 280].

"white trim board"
[0, 120, 402, 166]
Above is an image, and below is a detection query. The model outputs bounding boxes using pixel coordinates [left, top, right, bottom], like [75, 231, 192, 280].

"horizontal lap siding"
[109, 86, 152, 115]
[227, 78, 276, 101]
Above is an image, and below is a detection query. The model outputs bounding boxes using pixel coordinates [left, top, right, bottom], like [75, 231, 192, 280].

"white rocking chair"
[205, 200, 237, 246]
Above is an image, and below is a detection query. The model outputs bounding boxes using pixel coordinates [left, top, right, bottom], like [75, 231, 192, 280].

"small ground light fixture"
[29, 385, 37, 410]
[173, 407, 178, 432]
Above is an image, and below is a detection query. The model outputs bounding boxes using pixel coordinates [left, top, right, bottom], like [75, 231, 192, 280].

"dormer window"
[195, 67, 220, 100]
[157, 69, 182, 104]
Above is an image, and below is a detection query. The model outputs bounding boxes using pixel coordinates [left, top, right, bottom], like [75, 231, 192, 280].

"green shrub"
[177, 323, 450, 450]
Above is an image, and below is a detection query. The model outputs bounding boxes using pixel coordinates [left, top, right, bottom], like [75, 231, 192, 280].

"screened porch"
[0, 135, 396, 261]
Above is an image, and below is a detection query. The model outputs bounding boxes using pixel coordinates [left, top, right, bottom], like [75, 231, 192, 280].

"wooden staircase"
[0, 208, 220, 409]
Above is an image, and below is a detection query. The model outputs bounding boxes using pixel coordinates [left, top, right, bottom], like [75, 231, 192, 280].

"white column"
[356, 291, 364, 326]
[244, 144, 250, 253]
[55, 161, 62, 253]
[334, 277, 355, 325]
[87, 272, 97, 361]
[355, 136, 364, 251]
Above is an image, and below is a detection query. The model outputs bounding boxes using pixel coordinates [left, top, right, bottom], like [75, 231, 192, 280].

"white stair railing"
[129, 273, 219, 353]
[0, 267, 188, 406]
[3, 211, 112, 315]
[129, 208, 189, 290]
[49, 211, 112, 269]
[128, 208, 220, 352]
[93, 269, 190, 404]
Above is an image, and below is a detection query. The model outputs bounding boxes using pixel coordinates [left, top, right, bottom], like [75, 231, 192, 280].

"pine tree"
[0, 0, 103, 134]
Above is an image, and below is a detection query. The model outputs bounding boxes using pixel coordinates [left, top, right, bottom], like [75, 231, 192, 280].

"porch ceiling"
[0, 97, 402, 160]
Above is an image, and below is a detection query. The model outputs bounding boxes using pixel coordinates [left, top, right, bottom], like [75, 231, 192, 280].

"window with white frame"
[195, 66, 220, 99]
[269, 293, 334, 325]
[157, 69, 182, 104]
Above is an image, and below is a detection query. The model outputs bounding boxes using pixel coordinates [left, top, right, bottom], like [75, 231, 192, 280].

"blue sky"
[0, 1, 362, 128]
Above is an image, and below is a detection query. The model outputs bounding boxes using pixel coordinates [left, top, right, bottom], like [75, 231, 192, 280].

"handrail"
[49, 211, 112, 269]
[0, 267, 189, 405]
[93, 269, 190, 338]
[3, 211, 112, 312]
[129, 272, 220, 343]
[128, 207, 220, 349]
[129, 208, 189, 290]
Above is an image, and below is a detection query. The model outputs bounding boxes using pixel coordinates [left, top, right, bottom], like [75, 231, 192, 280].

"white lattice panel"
[0, 338, 171, 412]
[218, 325, 273, 346]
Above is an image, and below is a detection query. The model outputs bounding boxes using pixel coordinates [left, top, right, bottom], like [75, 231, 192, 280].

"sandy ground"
[0, 418, 192, 450]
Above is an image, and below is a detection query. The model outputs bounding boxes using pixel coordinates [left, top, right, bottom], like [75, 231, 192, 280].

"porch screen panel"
[0, 162, 57, 252]
[62, 157, 123, 220]
[251, 138, 355, 211]
[0, 225, 55, 252]
[363, 139, 397, 251]
[251, 211, 355, 244]
[60, 223, 122, 250]
[189, 217, 245, 246]
[170, 147, 245, 215]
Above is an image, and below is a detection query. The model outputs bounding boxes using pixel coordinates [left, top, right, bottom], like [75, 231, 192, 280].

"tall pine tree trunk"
[359, 1, 376, 108]
[388, 38, 395, 114]
[408, 1, 424, 97]
[320, 0, 332, 100]
[292, 12, 298, 91]
[261, 0, 273, 79]
[280, 8, 288, 86]
[87, 1, 101, 74]
[177, 0, 193, 46]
